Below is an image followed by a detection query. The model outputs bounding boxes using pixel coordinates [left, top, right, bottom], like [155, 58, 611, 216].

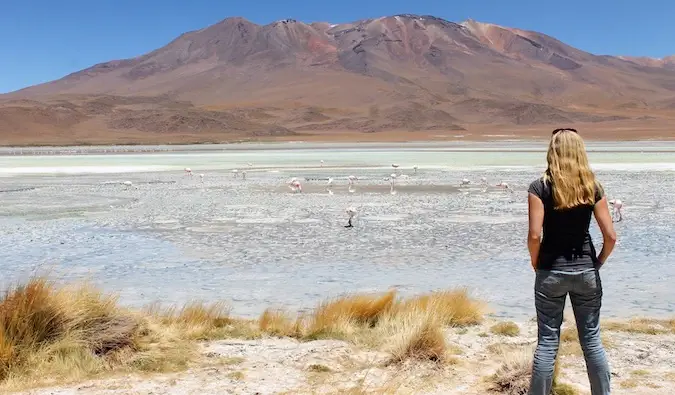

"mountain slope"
[2, 14, 675, 145]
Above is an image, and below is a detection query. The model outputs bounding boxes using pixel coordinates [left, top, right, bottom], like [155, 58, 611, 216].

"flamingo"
[288, 178, 302, 193]
[413, 165, 418, 174]
[242, 170, 247, 180]
[345, 207, 357, 228]
[348, 175, 357, 193]
[390, 173, 398, 195]
[122, 181, 133, 189]
[199, 174, 204, 182]
[609, 199, 623, 222]
[320, 160, 325, 167]
[232, 169, 239, 178]
[247, 162, 253, 167]
[496, 181, 513, 193]
[460, 178, 471, 186]
[392, 164, 400, 175]
[184, 168, 193, 177]
[326, 177, 334, 195]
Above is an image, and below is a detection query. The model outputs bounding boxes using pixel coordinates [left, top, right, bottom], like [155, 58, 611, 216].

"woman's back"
[527, 129, 616, 395]
[528, 178, 602, 271]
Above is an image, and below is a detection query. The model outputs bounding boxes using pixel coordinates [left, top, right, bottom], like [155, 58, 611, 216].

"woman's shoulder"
[528, 177, 549, 198]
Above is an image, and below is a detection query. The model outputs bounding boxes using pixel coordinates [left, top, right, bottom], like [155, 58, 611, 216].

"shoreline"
[3, 138, 675, 153]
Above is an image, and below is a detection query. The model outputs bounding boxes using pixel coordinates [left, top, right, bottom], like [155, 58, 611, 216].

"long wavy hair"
[542, 130, 601, 209]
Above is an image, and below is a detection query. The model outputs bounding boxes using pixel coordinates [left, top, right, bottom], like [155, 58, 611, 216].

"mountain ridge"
[2, 14, 675, 145]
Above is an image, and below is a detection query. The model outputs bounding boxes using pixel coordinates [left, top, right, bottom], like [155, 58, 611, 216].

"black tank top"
[528, 178, 603, 272]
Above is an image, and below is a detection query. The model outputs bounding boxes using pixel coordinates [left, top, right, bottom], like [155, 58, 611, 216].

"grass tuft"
[380, 309, 447, 364]
[259, 309, 302, 338]
[395, 289, 485, 327]
[603, 318, 675, 335]
[488, 349, 577, 395]
[490, 321, 521, 337]
[306, 290, 396, 339]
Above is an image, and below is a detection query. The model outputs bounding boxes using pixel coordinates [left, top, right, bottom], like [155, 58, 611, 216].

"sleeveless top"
[528, 178, 603, 272]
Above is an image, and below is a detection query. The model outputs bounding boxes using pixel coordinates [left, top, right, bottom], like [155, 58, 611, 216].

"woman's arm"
[593, 196, 617, 266]
[527, 193, 545, 271]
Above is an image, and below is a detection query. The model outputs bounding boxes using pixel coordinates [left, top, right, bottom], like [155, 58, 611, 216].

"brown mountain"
[2, 15, 675, 145]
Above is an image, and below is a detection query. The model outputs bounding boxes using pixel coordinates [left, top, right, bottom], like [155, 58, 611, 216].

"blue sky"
[1, 0, 673, 93]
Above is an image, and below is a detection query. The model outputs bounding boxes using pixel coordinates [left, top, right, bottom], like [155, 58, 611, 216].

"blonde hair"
[542, 130, 601, 209]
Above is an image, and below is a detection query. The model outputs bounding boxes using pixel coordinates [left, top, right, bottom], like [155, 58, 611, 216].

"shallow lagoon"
[1, 141, 674, 320]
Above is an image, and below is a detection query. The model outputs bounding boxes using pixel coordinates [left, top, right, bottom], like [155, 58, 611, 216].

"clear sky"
[1, 0, 673, 93]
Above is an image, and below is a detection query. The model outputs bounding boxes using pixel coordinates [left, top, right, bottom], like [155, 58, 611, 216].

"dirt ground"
[15, 319, 675, 395]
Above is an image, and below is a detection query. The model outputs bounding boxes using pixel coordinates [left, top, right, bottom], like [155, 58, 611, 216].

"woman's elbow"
[528, 231, 541, 242]
[604, 230, 618, 244]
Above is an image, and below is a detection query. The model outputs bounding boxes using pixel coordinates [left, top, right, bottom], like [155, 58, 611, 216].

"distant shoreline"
[3, 139, 675, 156]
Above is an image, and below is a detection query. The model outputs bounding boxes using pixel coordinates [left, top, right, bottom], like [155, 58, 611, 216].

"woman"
[527, 129, 617, 395]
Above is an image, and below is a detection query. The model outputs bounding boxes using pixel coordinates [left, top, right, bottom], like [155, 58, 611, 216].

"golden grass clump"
[603, 318, 675, 335]
[395, 289, 485, 327]
[305, 290, 396, 339]
[258, 309, 303, 338]
[488, 348, 533, 394]
[488, 349, 577, 395]
[379, 309, 447, 363]
[0, 278, 142, 387]
[490, 321, 521, 337]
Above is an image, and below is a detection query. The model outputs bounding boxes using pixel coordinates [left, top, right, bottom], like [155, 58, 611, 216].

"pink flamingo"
[609, 199, 623, 222]
[184, 168, 193, 177]
[288, 178, 302, 193]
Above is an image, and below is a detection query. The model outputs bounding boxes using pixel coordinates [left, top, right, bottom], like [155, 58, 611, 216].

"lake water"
[1, 141, 674, 321]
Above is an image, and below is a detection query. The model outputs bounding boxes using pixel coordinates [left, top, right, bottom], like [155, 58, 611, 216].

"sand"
[14, 319, 675, 395]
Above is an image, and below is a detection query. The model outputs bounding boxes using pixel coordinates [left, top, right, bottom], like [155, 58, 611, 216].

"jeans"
[529, 269, 611, 395]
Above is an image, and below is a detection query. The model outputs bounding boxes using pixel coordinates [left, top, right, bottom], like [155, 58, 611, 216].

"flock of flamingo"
[122, 160, 624, 227]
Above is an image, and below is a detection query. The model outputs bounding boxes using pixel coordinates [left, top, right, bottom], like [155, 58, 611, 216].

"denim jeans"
[529, 269, 611, 395]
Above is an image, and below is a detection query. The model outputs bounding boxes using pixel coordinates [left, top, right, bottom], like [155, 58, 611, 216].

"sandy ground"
[15, 320, 675, 395]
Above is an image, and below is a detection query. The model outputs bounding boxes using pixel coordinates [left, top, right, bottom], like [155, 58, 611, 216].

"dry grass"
[259, 309, 303, 338]
[379, 309, 447, 363]
[0, 279, 486, 390]
[0, 278, 258, 390]
[0, 278, 144, 388]
[620, 378, 639, 389]
[307, 363, 332, 373]
[394, 289, 485, 327]
[490, 322, 521, 337]
[305, 290, 396, 340]
[227, 370, 245, 380]
[487, 347, 533, 394]
[488, 348, 577, 395]
[603, 318, 675, 334]
[297, 288, 484, 363]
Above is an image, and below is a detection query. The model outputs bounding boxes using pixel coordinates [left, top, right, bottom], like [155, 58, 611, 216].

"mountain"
[2, 15, 675, 145]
